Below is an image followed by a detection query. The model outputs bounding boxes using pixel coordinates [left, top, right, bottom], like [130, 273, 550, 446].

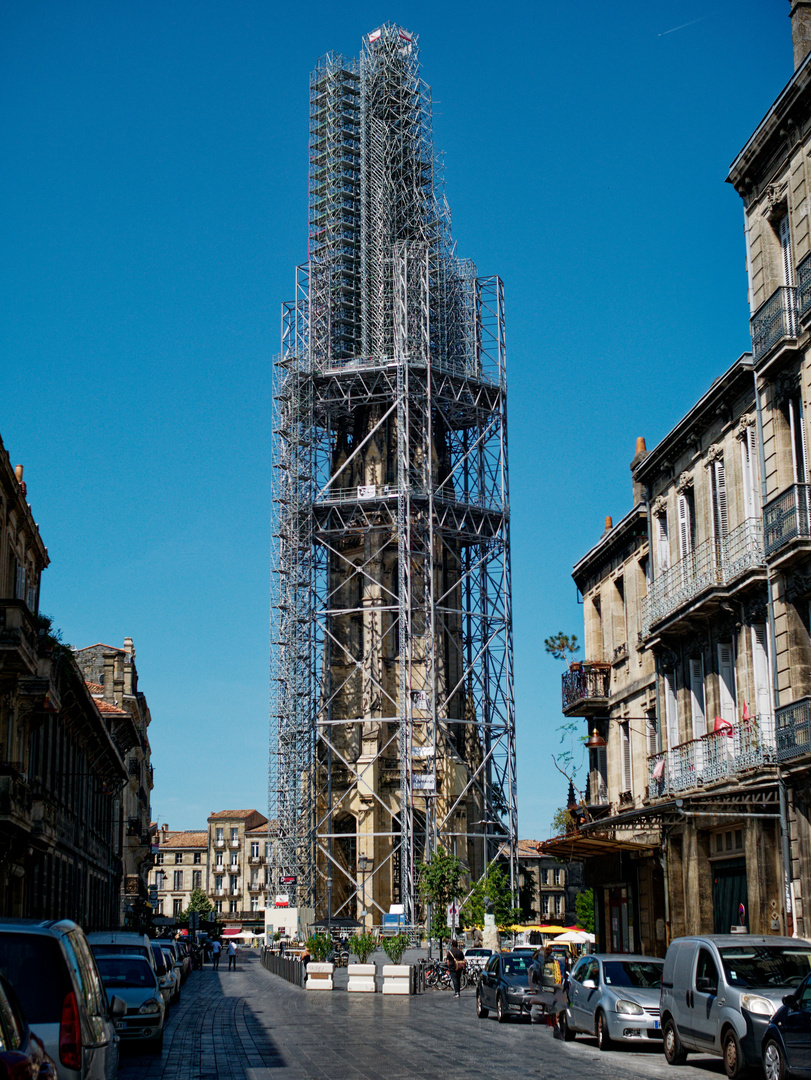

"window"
[251, 897, 259, 912]
[695, 948, 719, 996]
[787, 394, 808, 483]
[155, 853, 164, 865]
[710, 458, 728, 544]
[542, 895, 550, 916]
[251, 842, 259, 858]
[751, 624, 771, 721]
[677, 490, 695, 562]
[541, 868, 548, 885]
[646, 709, 658, 758]
[230, 828, 239, 843]
[553, 868, 561, 886]
[689, 657, 706, 740]
[620, 721, 632, 793]
[780, 214, 796, 288]
[740, 425, 758, 520]
[717, 644, 737, 725]
[230, 875, 237, 892]
[231, 852, 238, 866]
[215, 901, 222, 914]
[216, 853, 224, 867]
[192, 870, 202, 889]
[663, 669, 679, 750]
[156, 899, 163, 915]
[173, 899, 183, 916]
[656, 512, 669, 572]
[229, 901, 238, 914]
[173, 871, 183, 890]
[174, 852, 183, 864]
[265, 842, 272, 858]
[193, 852, 201, 865]
[216, 827, 224, 842]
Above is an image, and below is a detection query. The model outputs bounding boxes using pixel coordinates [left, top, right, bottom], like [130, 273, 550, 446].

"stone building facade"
[516, 840, 584, 927]
[0, 435, 128, 928]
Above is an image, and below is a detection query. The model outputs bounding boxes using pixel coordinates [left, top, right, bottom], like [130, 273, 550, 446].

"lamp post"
[326, 874, 333, 936]
[358, 853, 369, 930]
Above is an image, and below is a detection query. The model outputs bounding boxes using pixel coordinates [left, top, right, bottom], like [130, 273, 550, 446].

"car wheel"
[596, 1010, 612, 1052]
[723, 1029, 747, 1080]
[663, 1018, 687, 1066]
[559, 1011, 576, 1041]
[476, 991, 489, 1019]
[763, 1037, 787, 1080]
[497, 993, 508, 1023]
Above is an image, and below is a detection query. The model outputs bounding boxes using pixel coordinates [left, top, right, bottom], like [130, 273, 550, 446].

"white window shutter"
[780, 215, 795, 287]
[664, 670, 679, 749]
[677, 493, 692, 560]
[689, 657, 706, 739]
[741, 429, 757, 520]
[751, 624, 772, 721]
[621, 722, 632, 792]
[717, 644, 737, 725]
[713, 460, 728, 539]
[657, 514, 669, 572]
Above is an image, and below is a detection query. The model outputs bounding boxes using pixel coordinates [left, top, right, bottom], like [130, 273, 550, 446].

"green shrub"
[350, 931, 379, 964]
[306, 932, 333, 962]
[382, 933, 409, 965]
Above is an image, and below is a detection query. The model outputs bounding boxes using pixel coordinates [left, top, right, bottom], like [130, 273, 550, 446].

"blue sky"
[1, 1, 791, 839]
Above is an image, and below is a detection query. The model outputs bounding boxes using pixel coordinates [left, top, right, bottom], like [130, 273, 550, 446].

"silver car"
[93, 955, 164, 1052]
[562, 953, 664, 1049]
[0, 919, 124, 1080]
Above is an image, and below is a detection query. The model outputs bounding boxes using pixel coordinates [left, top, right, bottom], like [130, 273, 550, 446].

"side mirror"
[696, 977, 713, 993]
[156, 964, 166, 977]
[582, 979, 596, 989]
[109, 996, 126, 1019]
[783, 993, 798, 1008]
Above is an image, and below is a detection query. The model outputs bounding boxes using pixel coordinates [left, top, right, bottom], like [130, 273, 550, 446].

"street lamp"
[326, 874, 333, 935]
[358, 853, 369, 928]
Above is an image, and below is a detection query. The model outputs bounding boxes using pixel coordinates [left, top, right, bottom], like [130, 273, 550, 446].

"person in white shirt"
[211, 938, 222, 970]
[227, 938, 238, 970]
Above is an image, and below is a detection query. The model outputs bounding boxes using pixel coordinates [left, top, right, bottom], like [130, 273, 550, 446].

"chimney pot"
[635, 436, 647, 454]
[604, 515, 613, 532]
[14, 465, 23, 483]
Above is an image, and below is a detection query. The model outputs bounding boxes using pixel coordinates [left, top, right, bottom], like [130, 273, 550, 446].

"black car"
[476, 952, 533, 1022]
[0, 972, 56, 1080]
[762, 972, 811, 1079]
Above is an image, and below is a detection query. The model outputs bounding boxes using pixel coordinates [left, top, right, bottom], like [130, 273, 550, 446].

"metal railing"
[776, 698, 811, 762]
[798, 253, 811, 321]
[642, 520, 764, 636]
[764, 484, 811, 557]
[750, 285, 797, 362]
[561, 665, 610, 711]
[261, 948, 305, 988]
[647, 715, 775, 799]
[586, 773, 609, 806]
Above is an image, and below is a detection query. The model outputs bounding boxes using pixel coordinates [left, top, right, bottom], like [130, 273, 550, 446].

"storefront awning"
[539, 833, 659, 860]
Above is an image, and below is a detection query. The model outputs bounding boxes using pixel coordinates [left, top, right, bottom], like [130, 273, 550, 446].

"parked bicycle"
[423, 959, 467, 992]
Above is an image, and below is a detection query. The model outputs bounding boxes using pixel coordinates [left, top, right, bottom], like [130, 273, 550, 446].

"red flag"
[714, 716, 734, 737]
[652, 759, 665, 779]
[742, 703, 750, 721]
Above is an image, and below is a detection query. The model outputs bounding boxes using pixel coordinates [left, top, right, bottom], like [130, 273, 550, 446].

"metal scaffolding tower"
[269, 23, 516, 927]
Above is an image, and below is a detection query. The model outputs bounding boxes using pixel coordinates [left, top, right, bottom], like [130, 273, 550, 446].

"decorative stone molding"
[743, 597, 769, 623]
[676, 471, 694, 495]
[651, 495, 667, 517]
[763, 180, 789, 222]
[774, 371, 801, 406]
[735, 413, 756, 441]
[785, 570, 811, 604]
[705, 444, 724, 466]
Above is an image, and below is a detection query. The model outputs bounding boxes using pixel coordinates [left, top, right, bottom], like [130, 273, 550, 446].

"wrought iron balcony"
[798, 253, 811, 322]
[561, 663, 610, 717]
[248, 881, 262, 893]
[642, 520, 764, 637]
[750, 285, 798, 364]
[248, 854, 265, 865]
[647, 714, 775, 799]
[775, 698, 811, 762]
[763, 484, 811, 559]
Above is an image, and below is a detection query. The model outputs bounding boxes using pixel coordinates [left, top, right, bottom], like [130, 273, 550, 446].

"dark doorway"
[712, 857, 747, 933]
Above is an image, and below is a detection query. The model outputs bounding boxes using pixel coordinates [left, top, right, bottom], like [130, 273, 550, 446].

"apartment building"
[153, 827, 207, 917]
[516, 841, 584, 926]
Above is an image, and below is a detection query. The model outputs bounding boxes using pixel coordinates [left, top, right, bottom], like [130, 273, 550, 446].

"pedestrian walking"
[211, 938, 222, 970]
[227, 938, 238, 970]
[446, 938, 465, 997]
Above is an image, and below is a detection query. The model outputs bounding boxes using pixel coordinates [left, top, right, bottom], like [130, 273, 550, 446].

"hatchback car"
[562, 954, 664, 1049]
[150, 945, 179, 1009]
[761, 971, 811, 1079]
[0, 973, 56, 1080]
[476, 952, 533, 1022]
[93, 956, 164, 1052]
[0, 919, 124, 1080]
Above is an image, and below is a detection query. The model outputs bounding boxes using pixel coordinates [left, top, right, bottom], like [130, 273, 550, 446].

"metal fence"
[776, 697, 811, 763]
[750, 284, 797, 361]
[763, 484, 811, 557]
[261, 948, 305, 988]
[561, 665, 610, 711]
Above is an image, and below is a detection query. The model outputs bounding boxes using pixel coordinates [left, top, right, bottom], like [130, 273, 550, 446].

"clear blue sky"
[1, 1, 790, 839]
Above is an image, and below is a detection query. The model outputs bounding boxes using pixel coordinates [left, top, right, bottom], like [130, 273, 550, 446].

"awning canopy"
[538, 833, 658, 860]
[222, 927, 243, 937]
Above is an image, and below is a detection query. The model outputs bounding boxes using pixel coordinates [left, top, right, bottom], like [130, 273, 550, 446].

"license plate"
[115, 1021, 127, 1030]
[653, 1020, 660, 1030]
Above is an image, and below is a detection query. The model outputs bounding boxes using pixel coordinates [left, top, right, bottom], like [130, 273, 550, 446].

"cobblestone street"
[118, 952, 729, 1080]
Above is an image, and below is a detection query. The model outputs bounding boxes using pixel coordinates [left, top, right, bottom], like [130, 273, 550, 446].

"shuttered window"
[780, 214, 795, 287]
[751, 623, 771, 721]
[664, 670, 679, 749]
[717, 644, 737, 725]
[788, 396, 808, 484]
[689, 657, 706, 739]
[740, 427, 758, 520]
[656, 513, 669, 572]
[711, 460, 728, 542]
[620, 721, 632, 793]
[677, 493, 693, 560]
[646, 710, 658, 757]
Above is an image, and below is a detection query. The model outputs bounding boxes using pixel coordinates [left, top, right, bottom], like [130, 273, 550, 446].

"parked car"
[464, 948, 493, 976]
[0, 972, 56, 1080]
[761, 971, 811, 1079]
[93, 955, 164, 1052]
[476, 952, 534, 1022]
[660, 934, 811, 1078]
[561, 954, 664, 1049]
[0, 918, 124, 1080]
[150, 945, 179, 1009]
[159, 943, 188, 986]
[86, 933, 156, 975]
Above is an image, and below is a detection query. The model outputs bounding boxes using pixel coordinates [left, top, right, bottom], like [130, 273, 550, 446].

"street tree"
[460, 863, 522, 929]
[418, 847, 464, 952]
[177, 887, 214, 924]
[575, 888, 595, 933]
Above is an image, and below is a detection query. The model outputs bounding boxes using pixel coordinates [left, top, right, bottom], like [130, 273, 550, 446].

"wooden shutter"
[689, 657, 706, 739]
[751, 623, 772, 721]
[621, 722, 632, 792]
[14, 562, 25, 601]
[646, 710, 658, 757]
[656, 513, 669, 572]
[664, 670, 679, 749]
[781, 214, 795, 287]
[677, 493, 692, 560]
[712, 460, 728, 540]
[717, 644, 737, 724]
[789, 397, 808, 483]
[740, 428, 757, 520]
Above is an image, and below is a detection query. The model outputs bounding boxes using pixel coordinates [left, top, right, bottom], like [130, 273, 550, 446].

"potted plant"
[381, 932, 411, 995]
[347, 931, 378, 993]
[304, 932, 334, 991]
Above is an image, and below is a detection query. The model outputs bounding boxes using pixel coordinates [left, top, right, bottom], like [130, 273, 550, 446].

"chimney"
[604, 515, 613, 534]
[123, 637, 135, 696]
[791, 1, 811, 70]
[631, 435, 649, 503]
[102, 651, 117, 704]
[14, 465, 26, 497]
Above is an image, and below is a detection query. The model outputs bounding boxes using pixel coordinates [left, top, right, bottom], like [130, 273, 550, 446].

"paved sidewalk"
[119, 951, 726, 1080]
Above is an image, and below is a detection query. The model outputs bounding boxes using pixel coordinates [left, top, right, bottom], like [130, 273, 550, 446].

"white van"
[660, 934, 811, 1078]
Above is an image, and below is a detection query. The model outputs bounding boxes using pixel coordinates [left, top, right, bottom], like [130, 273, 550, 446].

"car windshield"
[502, 957, 529, 977]
[0, 934, 69, 1023]
[719, 947, 811, 989]
[95, 958, 157, 990]
[602, 961, 663, 989]
[90, 943, 149, 962]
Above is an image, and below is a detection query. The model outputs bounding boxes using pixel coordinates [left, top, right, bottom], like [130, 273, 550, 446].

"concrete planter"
[381, 963, 411, 995]
[306, 961, 334, 990]
[347, 962, 376, 993]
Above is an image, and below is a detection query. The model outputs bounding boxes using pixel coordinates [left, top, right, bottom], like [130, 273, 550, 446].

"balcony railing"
[561, 664, 610, 714]
[750, 285, 797, 363]
[642, 520, 764, 636]
[798, 253, 811, 321]
[248, 882, 262, 893]
[248, 854, 265, 865]
[585, 773, 608, 807]
[763, 484, 811, 558]
[775, 698, 811, 762]
[647, 715, 775, 799]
